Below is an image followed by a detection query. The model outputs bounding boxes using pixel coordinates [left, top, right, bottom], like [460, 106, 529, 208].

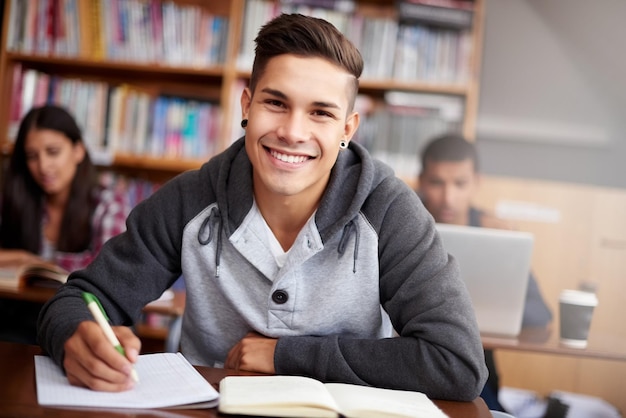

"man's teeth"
[271, 150, 308, 163]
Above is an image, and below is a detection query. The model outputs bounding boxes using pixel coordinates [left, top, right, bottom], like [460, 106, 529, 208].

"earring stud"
[241, 119, 248, 128]
[339, 140, 348, 149]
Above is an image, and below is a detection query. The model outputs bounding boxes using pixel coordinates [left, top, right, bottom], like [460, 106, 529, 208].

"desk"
[482, 327, 626, 362]
[137, 290, 186, 352]
[0, 286, 186, 315]
[0, 285, 58, 304]
[0, 341, 492, 418]
[0, 286, 186, 352]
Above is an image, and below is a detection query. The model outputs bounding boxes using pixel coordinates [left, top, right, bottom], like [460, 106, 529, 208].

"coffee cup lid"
[559, 289, 598, 306]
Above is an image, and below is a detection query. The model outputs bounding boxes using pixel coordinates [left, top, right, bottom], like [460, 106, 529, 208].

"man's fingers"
[63, 321, 137, 391]
[64, 351, 135, 392]
[225, 341, 242, 370]
[224, 333, 277, 374]
[114, 326, 141, 363]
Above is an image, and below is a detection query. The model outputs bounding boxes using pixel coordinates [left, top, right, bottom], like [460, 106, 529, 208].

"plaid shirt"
[51, 186, 130, 272]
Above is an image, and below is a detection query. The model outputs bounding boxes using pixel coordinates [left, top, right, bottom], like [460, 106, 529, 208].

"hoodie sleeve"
[37, 170, 206, 367]
[274, 176, 488, 401]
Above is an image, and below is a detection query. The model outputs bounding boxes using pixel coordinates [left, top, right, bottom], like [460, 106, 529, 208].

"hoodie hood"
[206, 136, 395, 244]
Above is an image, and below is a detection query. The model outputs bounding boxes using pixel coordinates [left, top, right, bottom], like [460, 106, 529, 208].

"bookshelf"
[0, 0, 484, 180]
[0, 0, 242, 175]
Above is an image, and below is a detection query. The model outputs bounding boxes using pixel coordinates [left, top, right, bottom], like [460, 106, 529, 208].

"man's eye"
[313, 110, 333, 118]
[265, 99, 284, 107]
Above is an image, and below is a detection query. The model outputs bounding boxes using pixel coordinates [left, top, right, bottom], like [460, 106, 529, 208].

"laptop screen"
[435, 223, 534, 337]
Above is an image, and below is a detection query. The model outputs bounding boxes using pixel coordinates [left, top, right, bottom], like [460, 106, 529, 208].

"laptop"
[435, 223, 534, 337]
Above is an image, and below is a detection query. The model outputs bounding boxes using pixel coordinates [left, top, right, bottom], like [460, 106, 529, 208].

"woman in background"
[0, 104, 130, 343]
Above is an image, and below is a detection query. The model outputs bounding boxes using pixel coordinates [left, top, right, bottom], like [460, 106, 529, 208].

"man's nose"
[276, 112, 310, 144]
[443, 185, 457, 205]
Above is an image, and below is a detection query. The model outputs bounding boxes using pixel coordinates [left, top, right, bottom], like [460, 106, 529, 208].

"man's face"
[418, 159, 478, 225]
[241, 54, 359, 203]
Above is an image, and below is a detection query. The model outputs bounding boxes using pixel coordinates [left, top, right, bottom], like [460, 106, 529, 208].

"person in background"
[0, 104, 130, 343]
[38, 13, 488, 400]
[418, 133, 553, 411]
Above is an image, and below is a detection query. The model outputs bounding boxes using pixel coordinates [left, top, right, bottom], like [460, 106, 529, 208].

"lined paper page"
[35, 352, 219, 409]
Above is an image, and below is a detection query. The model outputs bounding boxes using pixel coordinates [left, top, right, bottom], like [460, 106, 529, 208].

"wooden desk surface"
[0, 341, 491, 418]
[0, 285, 58, 304]
[0, 287, 185, 350]
[0, 286, 186, 316]
[482, 327, 626, 362]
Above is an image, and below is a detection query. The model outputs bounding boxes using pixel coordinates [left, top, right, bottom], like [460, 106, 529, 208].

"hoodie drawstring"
[197, 207, 223, 278]
[338, 217, 360, 273]
[199, 208, 360, 276]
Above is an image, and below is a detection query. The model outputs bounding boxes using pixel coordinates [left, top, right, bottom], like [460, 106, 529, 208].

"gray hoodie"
[38, 138, 487, 401]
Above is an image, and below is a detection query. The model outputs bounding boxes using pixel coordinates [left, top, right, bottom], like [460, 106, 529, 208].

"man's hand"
[63, 321, 141, 392]
[225, 332, 277, 374]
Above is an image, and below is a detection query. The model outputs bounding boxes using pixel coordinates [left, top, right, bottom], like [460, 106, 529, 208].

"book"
[0, 262, 69, 291]
[279, 0, 356, 13]
[218, 375, 449, 418]
[397, 1, 474, 29]
[35, 352, 219, 409]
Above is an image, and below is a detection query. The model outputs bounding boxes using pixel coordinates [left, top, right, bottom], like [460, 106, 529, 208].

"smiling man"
[38, 14, 487, 401]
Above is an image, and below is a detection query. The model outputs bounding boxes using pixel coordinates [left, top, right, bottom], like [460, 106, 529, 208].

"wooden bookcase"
[0, 0, 484, 180]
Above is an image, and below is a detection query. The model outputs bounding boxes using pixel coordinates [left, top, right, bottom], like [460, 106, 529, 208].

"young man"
[418, 133, 552, 410]
[38, 14, 487, 400]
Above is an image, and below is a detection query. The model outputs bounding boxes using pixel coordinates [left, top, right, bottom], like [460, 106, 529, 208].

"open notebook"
[35, 352, 219, 409]
[435, 223, 534, 337]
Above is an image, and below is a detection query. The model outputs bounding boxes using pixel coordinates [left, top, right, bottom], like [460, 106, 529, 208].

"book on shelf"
[279, 0, 356, 12]
[354, 91, 463, 180]
[0, 262, 69, 291]
[8, 66, 220, 162]
[397, 0, 474, 29]
[6, 0, 229, 66]
[393, 23, 472, 84]
[218, 375, 449, 418]
[360, 16, 399, 80]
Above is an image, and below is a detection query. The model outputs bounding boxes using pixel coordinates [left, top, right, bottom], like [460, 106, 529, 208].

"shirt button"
[272, 290, 289, 304]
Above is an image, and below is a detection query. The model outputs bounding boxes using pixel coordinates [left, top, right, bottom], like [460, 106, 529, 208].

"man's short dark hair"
[420, 133, 479, 173]
[250, 13, 363, 111]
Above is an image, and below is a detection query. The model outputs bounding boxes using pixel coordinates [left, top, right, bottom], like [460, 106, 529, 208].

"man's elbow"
[429, 360, 488, 401]
[449, 362, 489, 401]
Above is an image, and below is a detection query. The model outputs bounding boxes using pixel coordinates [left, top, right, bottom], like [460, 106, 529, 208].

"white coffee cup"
[559, 289, 598, 348]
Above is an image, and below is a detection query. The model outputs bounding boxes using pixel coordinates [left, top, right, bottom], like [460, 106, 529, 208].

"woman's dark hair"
[0, 105, 99, 253]
[250, 13, 363, 111]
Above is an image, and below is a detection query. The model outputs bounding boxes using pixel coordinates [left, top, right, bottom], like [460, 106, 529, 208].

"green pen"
[82, 292, 139, 382]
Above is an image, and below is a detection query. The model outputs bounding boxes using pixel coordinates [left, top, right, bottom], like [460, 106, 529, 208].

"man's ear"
[240, 87, 252, 119]
[342, 111, 360, 145]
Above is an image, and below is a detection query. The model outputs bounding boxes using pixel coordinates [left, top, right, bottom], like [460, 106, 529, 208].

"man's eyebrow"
[261, 87, 287, 100]
[260, 87, 341, 110]
[312, 100, 341, 110]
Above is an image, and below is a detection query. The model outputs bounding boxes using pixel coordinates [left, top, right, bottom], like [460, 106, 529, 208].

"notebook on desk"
[435, 223, 534, 337]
